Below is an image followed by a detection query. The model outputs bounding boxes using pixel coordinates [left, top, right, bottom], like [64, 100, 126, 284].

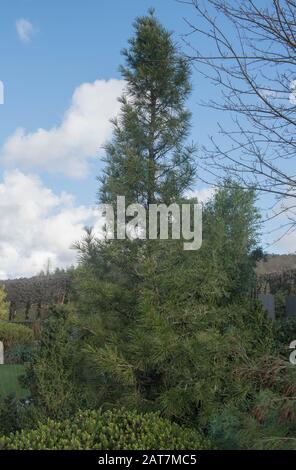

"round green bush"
[0, 322, 34, 349]
[0, 408, 210, 450]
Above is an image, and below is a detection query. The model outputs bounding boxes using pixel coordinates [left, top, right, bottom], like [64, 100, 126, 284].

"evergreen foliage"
[0, 287, 8, 321]
[0, 323, 34, 349]
[21, 305, 78, 419]
[0, 408, 211, 450]
[73, 11, 278, 434]
[2, 11, 295, 451]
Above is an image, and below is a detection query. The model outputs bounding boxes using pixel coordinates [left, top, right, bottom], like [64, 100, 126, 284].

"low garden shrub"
[0, 408, 211, 450]
[5, 344, 34, 364]
[0, 322, 34, 349]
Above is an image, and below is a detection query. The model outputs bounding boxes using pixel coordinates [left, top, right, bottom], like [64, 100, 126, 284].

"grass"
[0, 365, 28, 401]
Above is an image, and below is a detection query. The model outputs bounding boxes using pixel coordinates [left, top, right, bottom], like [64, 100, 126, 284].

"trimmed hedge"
[0, 322, 34, 349]
[0, 408, 210, 450]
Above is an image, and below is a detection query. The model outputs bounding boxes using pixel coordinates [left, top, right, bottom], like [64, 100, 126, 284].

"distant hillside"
[0, 271, 72, 321]
[257, 254, 296, 275]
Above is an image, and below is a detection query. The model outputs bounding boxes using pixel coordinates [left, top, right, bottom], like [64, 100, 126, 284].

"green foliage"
[100, 11, 195, 207]
[0, 408, 211, 450]
[203, 182, 261, 299]
[77, 185, 271, 423]
[210, 394, 296, 450]
[0, 365, 28, 401]
[0, 396, 47, 436]
[12, 11, 293, 450]
[0, 322, 34, 349]
[0, 395, 20, 435]
[72, 12, 280, 441]
[85, 298, 275, 424]
[0, 286, 8, 321]
[72, 12, 198, 413]
[74, 11, 196, 345]
[274, 316, 296, 349]
[274, 291, 286, 321]
[5, 344, 34, 364]
[22, 305, 79, 420]
[210, 355, 296, 449]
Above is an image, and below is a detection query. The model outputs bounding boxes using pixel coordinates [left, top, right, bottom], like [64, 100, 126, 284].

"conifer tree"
[99, 9, 195, 207]
[75, 12, 275, 426]
[74, 10, 196, 341]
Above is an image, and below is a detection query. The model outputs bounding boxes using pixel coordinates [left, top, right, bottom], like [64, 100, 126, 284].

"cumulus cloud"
[2, 79, 124, 178]
[185, 187, 216, 203]
[0, 170, 104, 279]
[263, 198, 296, 253]
[16, 18, 36, 43]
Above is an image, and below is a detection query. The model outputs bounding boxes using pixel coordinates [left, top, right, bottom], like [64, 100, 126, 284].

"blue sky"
[0, 0, 291, 278]
[0, 0, 222, 196]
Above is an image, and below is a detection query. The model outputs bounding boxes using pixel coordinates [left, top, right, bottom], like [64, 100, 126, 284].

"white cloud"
[0, 170, 104, 279]
[185, 187, 216, 203]
[16, 18, 36, 43]
[273, 231, 296, 253]
[263, 198, 296, 254]
[2, 79, 124, 178]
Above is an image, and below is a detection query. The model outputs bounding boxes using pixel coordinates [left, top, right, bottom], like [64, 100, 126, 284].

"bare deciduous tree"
[183, 0, 296, 240]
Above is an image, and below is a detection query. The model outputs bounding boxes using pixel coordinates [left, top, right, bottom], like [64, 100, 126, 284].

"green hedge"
[0, 408, 210, 450]
[0, 322, 34, 349]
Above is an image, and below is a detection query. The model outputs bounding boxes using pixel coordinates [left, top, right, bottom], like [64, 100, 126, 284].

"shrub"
[0, 395, 21, 435]
[0, 396, 45, 436]
[5, 344, 34, 364]
[0, 287, 8, 321]
[0, 322, 34, 349]
[274, 316, 296, 348]
[21, 305, 79, 420]
[0, 408, 211, 450]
